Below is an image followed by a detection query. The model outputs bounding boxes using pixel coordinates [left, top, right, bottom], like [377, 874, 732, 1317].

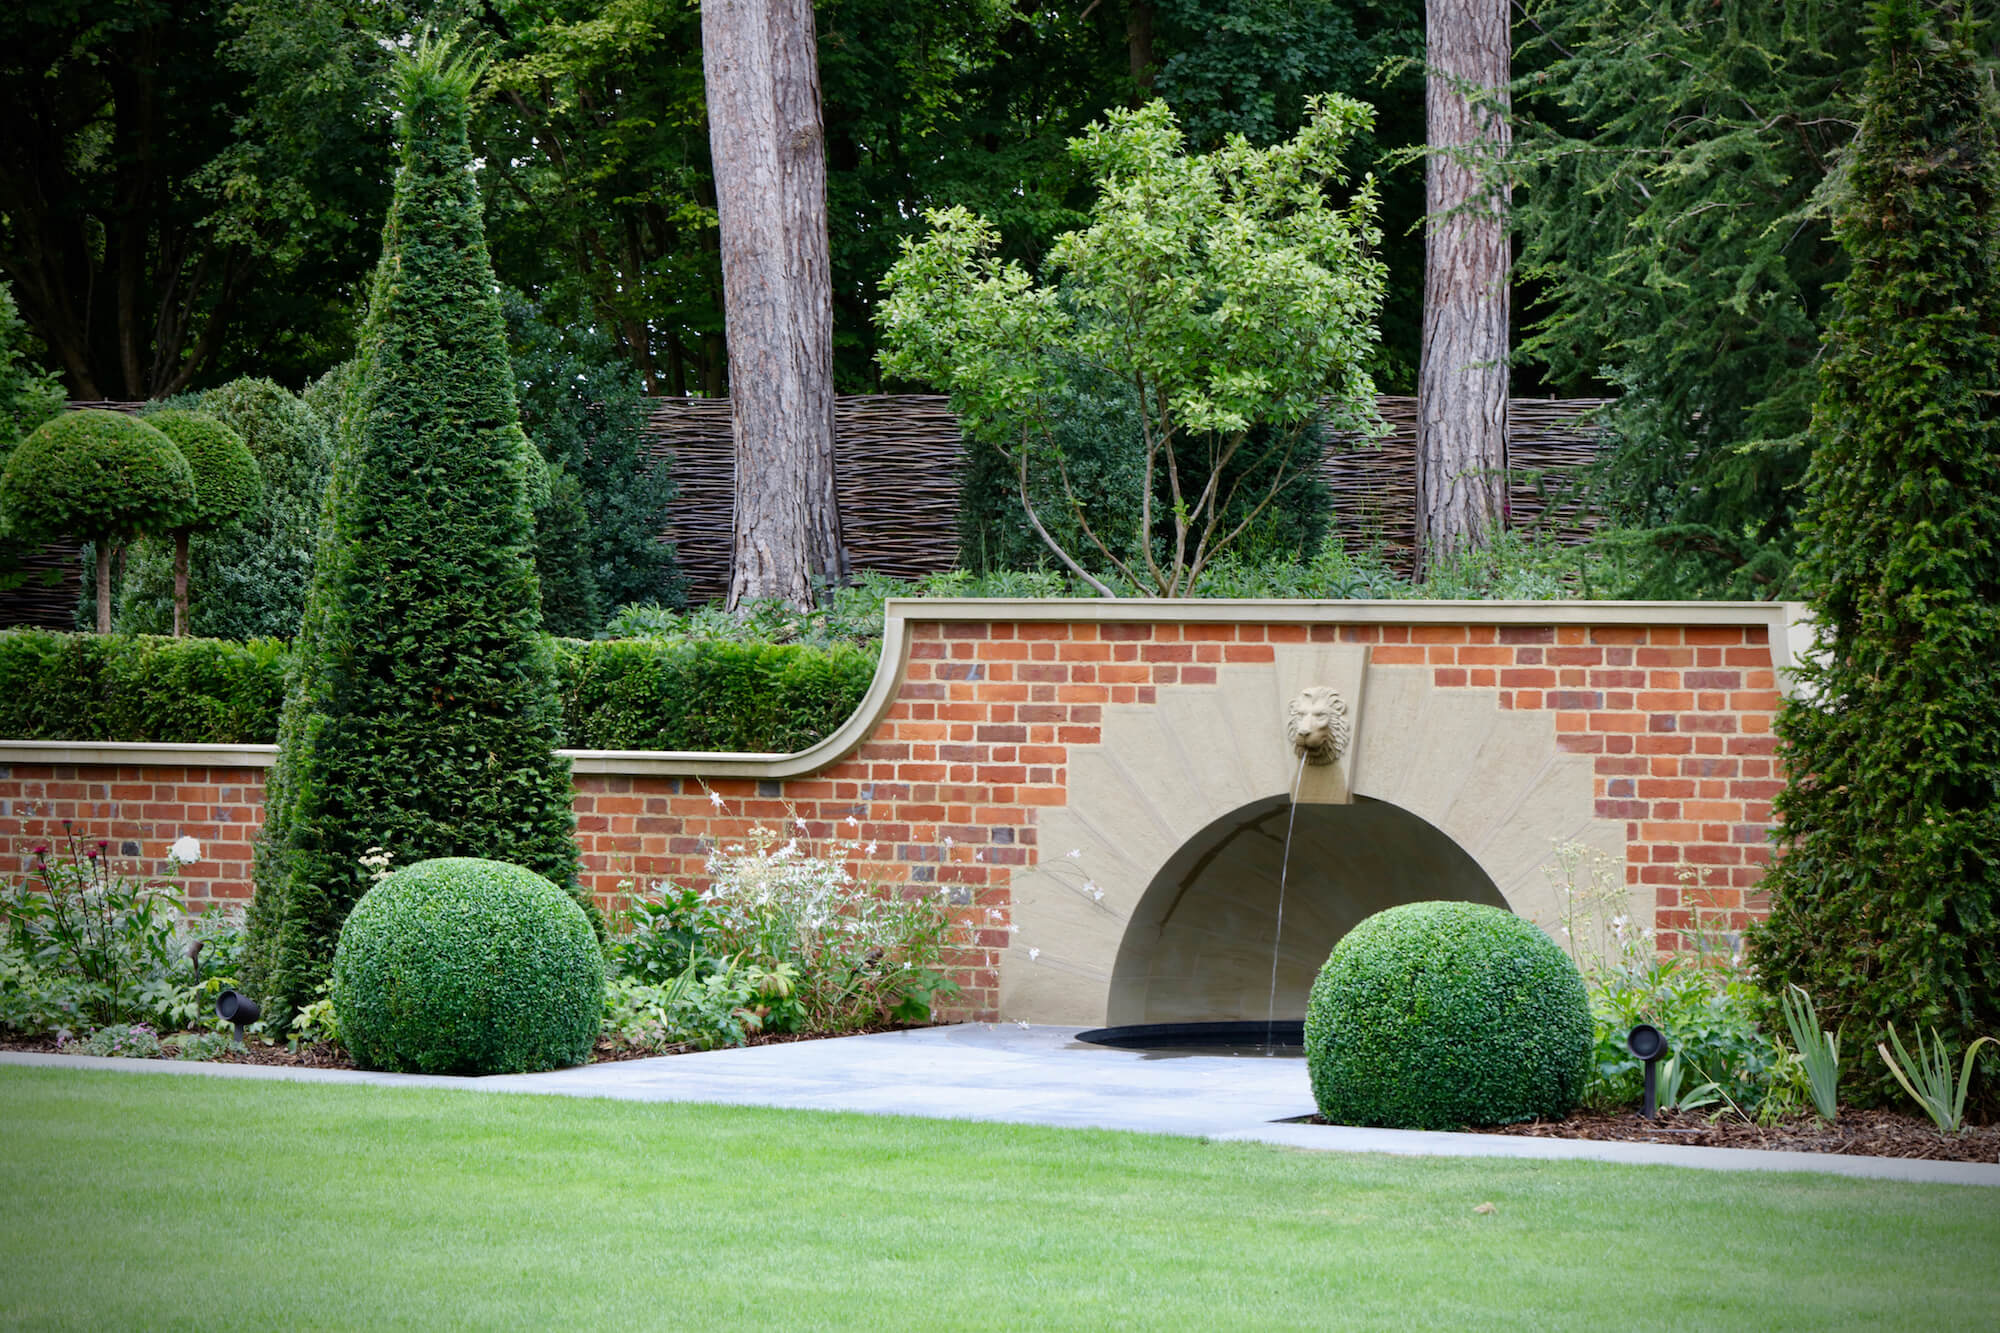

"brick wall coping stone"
[0, 598, 1809, 779]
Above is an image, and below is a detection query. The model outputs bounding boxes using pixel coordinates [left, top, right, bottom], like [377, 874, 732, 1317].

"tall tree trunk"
[702, 0, 845, 610]
[174, 531, 191, 637]
[95, 542, 113, 635]
[1416, 0, 1511, 578]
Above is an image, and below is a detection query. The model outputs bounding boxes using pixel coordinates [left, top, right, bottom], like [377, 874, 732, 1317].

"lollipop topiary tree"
[142, 409, 262, 637]
[0, 409, 194, 632]
[245, 38, 586, 1018]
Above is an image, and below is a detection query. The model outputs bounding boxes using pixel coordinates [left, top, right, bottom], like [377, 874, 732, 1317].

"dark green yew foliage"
[331, 858, 604, 1075]
[247, 41, 586, 1016]
[1751, 1, 2000, 1109]
[1305, 902, 1593, 1130]
[0, 410, 193, 547]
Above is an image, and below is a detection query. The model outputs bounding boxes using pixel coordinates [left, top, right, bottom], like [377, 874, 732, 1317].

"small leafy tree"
[142, 410, 262, 637]
[0, 410, 193, 632]
[245, 38, 585, 1016]
[877, 98, 1385, 597]
[1750, 0, 2000, 1108]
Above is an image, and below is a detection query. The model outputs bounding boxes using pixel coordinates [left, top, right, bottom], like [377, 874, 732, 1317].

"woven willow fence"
[647, 394, 1613, 601]
[0, 394, 1611, 627]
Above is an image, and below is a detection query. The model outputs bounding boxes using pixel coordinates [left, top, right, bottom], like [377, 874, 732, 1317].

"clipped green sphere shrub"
[1304, 900, 1592, 1130]
[0, 408, 193, 542]
[144, 409, 262, 531]
[330, 857, 605, 1075]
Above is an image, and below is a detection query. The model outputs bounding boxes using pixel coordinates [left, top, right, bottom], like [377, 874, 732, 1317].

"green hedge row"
[0, 631, 287, 744]
[0, 631, 876, 753]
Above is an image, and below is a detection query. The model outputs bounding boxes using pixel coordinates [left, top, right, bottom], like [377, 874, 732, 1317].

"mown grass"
[1, 1067, 1994, 1329]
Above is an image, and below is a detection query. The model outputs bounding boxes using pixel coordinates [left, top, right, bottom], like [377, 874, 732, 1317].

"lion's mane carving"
[1285, 686, 1350, 766]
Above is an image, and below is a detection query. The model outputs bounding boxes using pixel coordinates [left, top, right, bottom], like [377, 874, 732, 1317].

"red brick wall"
[0, 616, 1785, 1017]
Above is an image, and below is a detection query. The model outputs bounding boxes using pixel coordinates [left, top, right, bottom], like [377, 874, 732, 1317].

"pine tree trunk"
[95, 542, 113, 634]
[702, 0, 845, 610]
[173, 531, 190, 637]
[1416, 0, 1511, 577]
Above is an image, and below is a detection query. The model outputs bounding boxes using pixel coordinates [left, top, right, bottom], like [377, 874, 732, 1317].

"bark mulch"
[2, 1023, 920, 1071]
[1474, 1107, 2000, 1164]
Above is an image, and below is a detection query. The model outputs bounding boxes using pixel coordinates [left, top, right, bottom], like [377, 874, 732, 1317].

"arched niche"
[1105, 795, 1505, 1025]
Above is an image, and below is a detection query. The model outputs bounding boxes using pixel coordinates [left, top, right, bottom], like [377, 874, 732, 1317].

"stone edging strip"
[0, 598, 1811, 780]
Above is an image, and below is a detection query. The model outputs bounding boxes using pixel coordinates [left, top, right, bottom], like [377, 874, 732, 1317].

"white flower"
[846, 815, 860, 828]
[1066, 848, 1081, 860]
[167, 835, 202, 865]
[865, 842, 878, 856]
[708, 789, 725, 810]
[944, 836, 955, 850]
[1027, 947, 1040, 961]
[1016, 1020, 1031, 1030]
[795, 817, 809, 833]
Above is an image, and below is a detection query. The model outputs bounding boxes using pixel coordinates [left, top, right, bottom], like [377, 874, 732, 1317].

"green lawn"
[1, 1068, 1995, 1330]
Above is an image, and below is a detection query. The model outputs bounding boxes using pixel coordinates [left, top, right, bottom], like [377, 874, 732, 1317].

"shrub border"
[0, 598, 1809, 777]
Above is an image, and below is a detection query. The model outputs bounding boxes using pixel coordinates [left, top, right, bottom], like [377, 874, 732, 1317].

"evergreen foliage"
[501, 291, 681, 628]
[331, 857, 604, 1075]
[1750, 0, 2000, 1108]
[1304, 901, 1593, 1130]
[0, 411, 194, 549]
[1513, 1, 1867, 597]
[117, 379, 334, 641]
[553, 637, 877, 753]
[246, 39, 585, 1018]
[0, 282, 62, 461]
[0, 629, 875, 754]
[0, 629, 286, 744]
[144, 412, 261, 533]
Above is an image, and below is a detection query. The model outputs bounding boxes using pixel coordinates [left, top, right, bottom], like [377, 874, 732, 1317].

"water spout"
[1265, 749, 1308, 1053]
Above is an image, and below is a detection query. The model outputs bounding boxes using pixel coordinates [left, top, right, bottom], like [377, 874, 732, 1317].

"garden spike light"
[216, 990, 261, 1048]
[1628, 1023, 1667, 1119]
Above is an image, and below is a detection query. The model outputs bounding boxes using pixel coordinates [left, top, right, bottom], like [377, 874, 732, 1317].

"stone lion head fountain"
[1286, 686, 1350, 767]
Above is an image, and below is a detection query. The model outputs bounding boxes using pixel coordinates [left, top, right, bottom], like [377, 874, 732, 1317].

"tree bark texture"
[702, 0, 845, 609]
[1416, 0, 1511, 575]
[95, 544, 113, 635]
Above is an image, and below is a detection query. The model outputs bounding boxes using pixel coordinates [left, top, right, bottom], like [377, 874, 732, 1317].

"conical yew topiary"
[245, 38, 587, 1016]
[1751, 0, 2000, 1109]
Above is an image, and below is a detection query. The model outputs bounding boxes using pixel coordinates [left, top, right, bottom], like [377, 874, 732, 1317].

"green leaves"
[878, 98, 1385, 596]
[1752, 0, 2000, 1114]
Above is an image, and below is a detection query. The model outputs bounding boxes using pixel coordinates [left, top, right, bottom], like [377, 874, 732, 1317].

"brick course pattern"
[0, 619, 1782, 1018]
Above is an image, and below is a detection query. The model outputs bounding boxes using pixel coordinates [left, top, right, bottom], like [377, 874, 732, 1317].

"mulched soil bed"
[1292, 1107, 1999, 1164]
[1, 1024, 921, 1072]
[1475, 1107, 2000, 1163]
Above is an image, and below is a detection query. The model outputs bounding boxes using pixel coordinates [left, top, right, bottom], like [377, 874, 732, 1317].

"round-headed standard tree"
[142, 409, 262, 637]
[0, 409, 193, 632]
[244, 38, 586, 1017]
[1750, 0, 2000, 1108]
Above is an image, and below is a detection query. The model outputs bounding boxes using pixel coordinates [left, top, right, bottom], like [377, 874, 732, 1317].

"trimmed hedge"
[330, 857, 605, 1074]
[0, 629, 875, 753]
[1304, 901, 1593, 1131]
[552, 637, 876, 752]
[0, 630, 286, 744]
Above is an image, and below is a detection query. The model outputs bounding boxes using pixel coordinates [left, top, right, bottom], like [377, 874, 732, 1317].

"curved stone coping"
[0, 598, 1809, 778]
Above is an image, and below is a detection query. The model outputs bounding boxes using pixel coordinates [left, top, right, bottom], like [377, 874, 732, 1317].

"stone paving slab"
[6, 1025, 1998, 1188]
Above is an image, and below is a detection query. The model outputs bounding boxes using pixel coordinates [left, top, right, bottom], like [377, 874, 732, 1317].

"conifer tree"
[1751, 0, 2000, 1105]
[245, 39, 585, 1015]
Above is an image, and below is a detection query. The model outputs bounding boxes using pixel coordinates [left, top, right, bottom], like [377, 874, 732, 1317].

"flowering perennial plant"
[692, 822, 959, 1033]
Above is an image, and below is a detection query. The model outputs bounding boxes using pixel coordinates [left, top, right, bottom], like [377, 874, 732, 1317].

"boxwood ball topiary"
[1304, 900, 1592, 1130]
[331, 858, 605, 1075]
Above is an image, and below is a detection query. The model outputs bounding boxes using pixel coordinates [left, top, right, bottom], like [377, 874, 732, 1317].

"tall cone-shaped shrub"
[245, 40, 585, 1016]
[1751, 0, 2000, 1109]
